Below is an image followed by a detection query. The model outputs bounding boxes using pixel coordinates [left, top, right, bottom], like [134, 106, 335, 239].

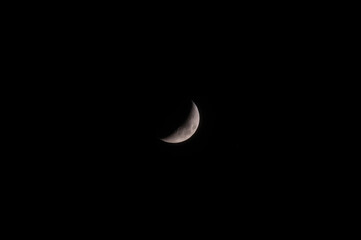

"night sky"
[15, 6, 339, 226]
[4, 2, 354, 235]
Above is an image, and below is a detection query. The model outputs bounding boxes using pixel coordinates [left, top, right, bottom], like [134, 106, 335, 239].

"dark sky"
[8, 4, 351, 231]
[19, 8, 336, 221]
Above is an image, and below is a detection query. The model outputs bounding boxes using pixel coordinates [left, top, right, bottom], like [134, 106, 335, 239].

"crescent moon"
[160, 101, 200, 143]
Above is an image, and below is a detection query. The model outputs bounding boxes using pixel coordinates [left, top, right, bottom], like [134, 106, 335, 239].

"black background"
[8, 4, 343, 227]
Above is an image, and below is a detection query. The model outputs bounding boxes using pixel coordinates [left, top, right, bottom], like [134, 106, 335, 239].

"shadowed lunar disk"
[160, 101, 200, 144]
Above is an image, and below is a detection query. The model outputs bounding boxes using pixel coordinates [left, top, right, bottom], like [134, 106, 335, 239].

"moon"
[160, 101, 200, 144]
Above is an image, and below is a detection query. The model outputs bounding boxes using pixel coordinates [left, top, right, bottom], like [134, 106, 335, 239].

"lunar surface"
[160, 101, 200, 143]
